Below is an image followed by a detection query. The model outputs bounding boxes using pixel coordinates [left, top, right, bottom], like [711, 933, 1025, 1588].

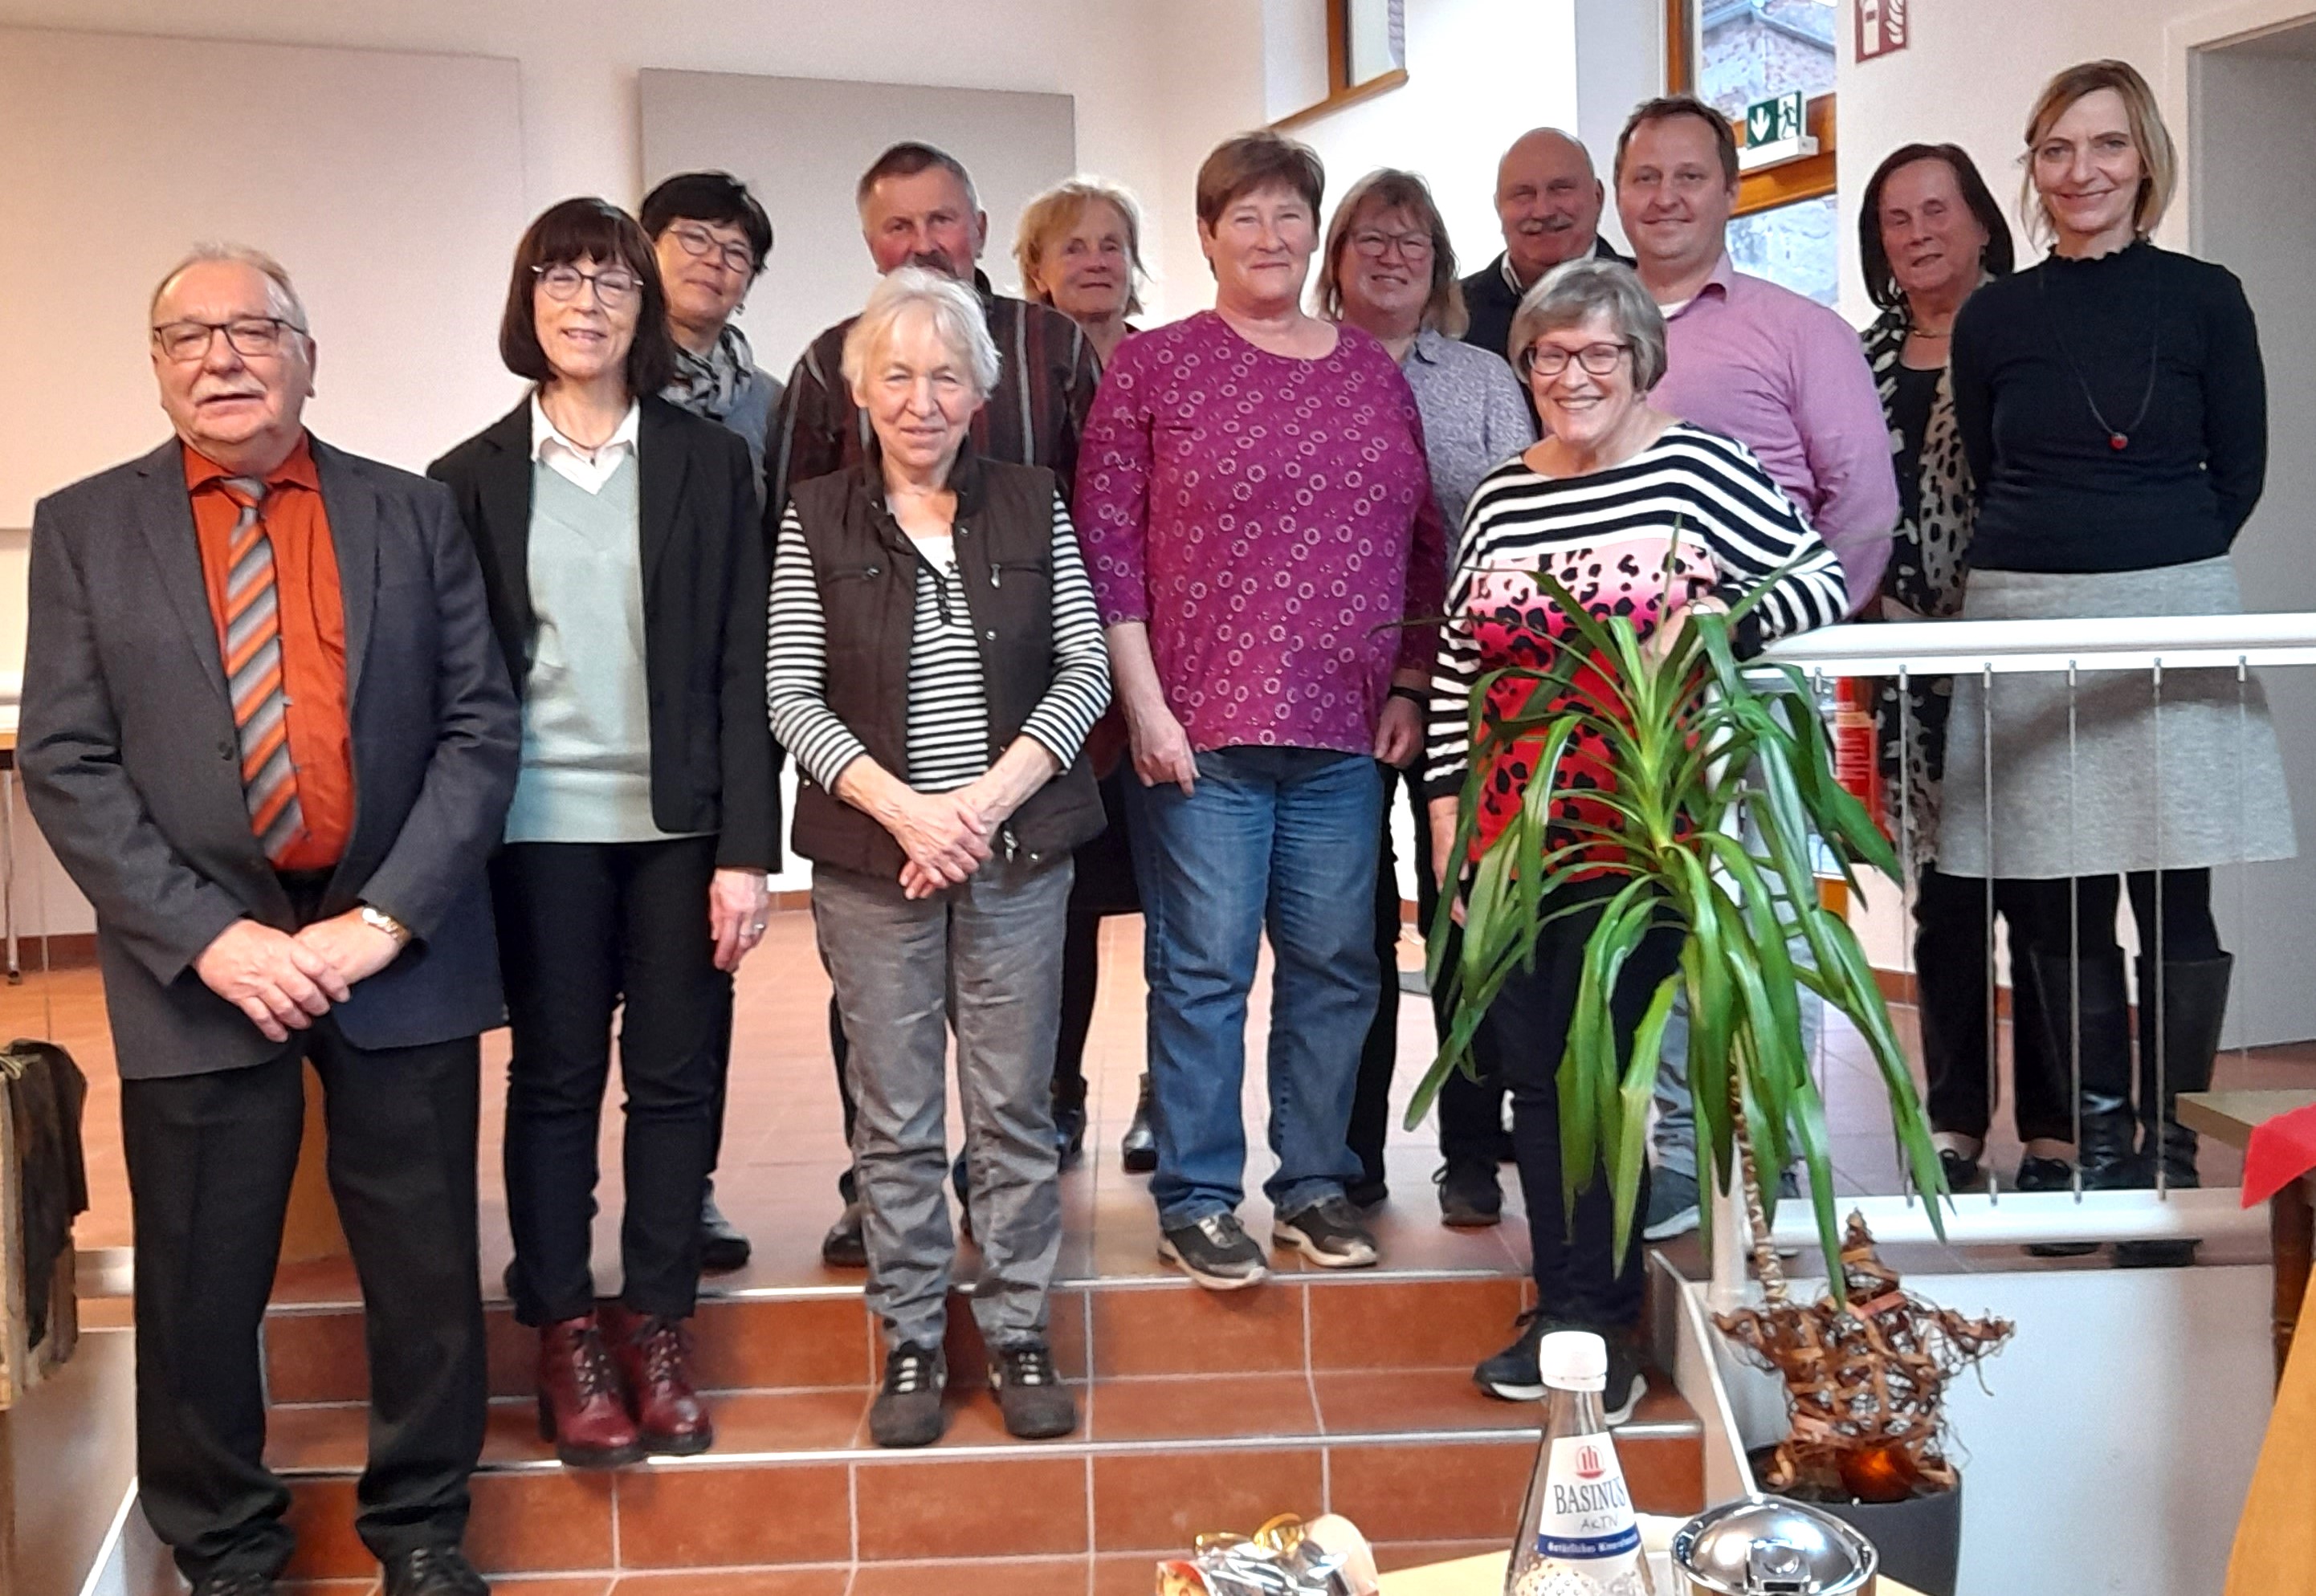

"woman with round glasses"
[1317, 167, 1534, 1222]
[430, 197, 776, 1468]
[1425, 257, 1845, 1414]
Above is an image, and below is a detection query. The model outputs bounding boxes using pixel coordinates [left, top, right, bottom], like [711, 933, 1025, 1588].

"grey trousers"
[813, 854, 1071, 1352]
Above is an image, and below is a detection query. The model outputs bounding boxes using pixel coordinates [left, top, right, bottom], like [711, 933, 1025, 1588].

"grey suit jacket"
[18, 436, 522, 1080]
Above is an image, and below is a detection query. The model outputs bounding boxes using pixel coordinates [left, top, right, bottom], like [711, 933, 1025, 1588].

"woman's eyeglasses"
[666, 222, 756, 275]
[534, 263, 642, 307]
[1519, 341, 1631, 379]
[1351, 230, 1435, 261]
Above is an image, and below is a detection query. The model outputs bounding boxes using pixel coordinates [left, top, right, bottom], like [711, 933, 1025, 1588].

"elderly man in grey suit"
[18, 246, 520, 1596]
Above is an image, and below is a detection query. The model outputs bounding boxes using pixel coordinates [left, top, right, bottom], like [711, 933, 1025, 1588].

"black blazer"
[18, 437, 523, 1079]
[428, 394, 778, 870]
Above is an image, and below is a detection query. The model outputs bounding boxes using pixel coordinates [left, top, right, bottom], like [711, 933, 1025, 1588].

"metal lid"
[1671, 1496, 1879, 1595]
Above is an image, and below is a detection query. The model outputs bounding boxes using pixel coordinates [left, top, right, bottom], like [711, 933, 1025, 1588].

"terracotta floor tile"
[1095, 1552, 1168, 1596]
[1091, 1446, 1323, 1552]
[1311, 1368, 1540, 1438]
[264, 1309, 370, 1405]
[1304, 1276, 1527, 1371]
[1324, 1439, 1532, 1542]
[1616, 1429, 1710, 1517]
[847, 1557, 1092, 1594]
[469, 1470, 617, 1572]
[1088, 1280, 1306, 1377]
[609, 1572, 848, 1595]
[854, 1453, 1089, 1559]
[614, 1464, 852, 1568]
[1372, 1539, 1509, 1574]
[699, 1386, 873, 1454]
[691, 1296, 877, 1390]
[282, 1479, 373, 1579]
[1087, 1372, 1318, 1443]
[471, 1580, 614, 1595]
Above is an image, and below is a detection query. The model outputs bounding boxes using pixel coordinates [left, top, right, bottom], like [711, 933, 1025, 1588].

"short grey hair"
[840, 267, 1002, 401]
[149, 242, 309, 331]
[1507, 256, 1666, 390]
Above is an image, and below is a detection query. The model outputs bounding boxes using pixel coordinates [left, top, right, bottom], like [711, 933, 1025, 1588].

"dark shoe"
[601, 1305, 713, 1456]
[1158, 1211, 1270, 1290]
[2014, 1155, 2074, 1192]
[698, 1183, 752, 1273]
[536, 1313, 642, 1469]
[870, 1342, 948, 1447]
[1435, 1160, 1503, 1228]
[821, 1202, 868, 1269]
[1601, 1333, 1649, 1427]
[1345, 1177, 1389, 1209]
[1121, 1073, 1158, 1173]
[190, 1572, 282, 1596]
[1273, 1195, 1380, 1269]
[1054, 1103, 1088, 1169]
[1474, 1310, 1554, 1402]
[2135, 954, 2232, 1190]
[1642, 1168, 1700, 1241]
[1936, 1146, 1983, 1192]
[381, 1545, 489, 1596]
[2114, 1239, 2200, 1268]
[989, 1339, 1078, 1439]
[2024, 948, 2135, 1259]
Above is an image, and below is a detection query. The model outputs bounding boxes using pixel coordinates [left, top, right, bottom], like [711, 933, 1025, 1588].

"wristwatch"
[358, 903, 413, 947]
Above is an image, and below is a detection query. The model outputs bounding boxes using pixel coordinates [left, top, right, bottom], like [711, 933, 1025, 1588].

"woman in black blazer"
[430, 198, 774, 1468]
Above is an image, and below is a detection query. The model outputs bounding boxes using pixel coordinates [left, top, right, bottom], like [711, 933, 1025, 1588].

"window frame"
[1662, 0, 1840, 217]
[1272, 0, 1409, 131]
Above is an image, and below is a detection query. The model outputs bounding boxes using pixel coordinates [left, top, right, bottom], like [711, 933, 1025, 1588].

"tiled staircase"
[259, 1263, 1706, 1594]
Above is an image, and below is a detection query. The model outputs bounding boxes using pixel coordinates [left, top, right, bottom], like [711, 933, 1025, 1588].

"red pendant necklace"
[2037, 260, 2159, 451]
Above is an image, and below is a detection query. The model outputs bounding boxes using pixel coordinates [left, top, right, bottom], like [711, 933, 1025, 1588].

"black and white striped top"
[767, 490, 1111, 796]
[1425, 423, 1848, 796]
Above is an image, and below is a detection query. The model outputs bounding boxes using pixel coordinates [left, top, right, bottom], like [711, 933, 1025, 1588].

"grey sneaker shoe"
[1158, 1211, 1270, 1290]
[989, 1340, 1078, 1439]
[869, 1342, 947, 1447]
[1273, 1195, 1380, 1268]
[1642, 1169, 1701, 1240]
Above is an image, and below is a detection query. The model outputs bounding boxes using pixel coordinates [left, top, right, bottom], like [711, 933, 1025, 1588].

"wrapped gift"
[1157, 1513, 1380, 1594]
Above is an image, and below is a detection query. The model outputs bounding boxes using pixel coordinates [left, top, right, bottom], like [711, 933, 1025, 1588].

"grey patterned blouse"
[1399, 328, 1537, 560]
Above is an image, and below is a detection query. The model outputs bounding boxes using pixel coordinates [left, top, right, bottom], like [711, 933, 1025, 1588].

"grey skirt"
[1938, 557, 2296, 879]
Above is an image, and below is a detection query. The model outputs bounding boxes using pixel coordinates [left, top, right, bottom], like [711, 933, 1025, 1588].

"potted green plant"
[1405, 571, 2007, 1595]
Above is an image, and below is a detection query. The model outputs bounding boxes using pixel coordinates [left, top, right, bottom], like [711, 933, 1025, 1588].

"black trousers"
[2000, 869, 2224, 964]
[493, 836, 725, 1325]
[1488, 879, 1680, 1330]
[122, 1031, 485, 1582]
[1914, 865, 2070, 1144]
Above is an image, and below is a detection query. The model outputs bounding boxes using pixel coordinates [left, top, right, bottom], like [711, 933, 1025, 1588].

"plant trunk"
[1728, 1057, 1790, 1305]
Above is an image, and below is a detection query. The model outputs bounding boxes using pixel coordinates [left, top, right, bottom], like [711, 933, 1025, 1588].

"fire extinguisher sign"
[1857, 0, 1909, 60]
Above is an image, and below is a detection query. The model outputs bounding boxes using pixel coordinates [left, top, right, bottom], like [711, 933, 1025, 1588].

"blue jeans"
[1126, 747, 1383, 1229]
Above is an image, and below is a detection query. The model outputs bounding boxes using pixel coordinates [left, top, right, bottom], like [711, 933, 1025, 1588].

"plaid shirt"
[765, 272, 1100, 527]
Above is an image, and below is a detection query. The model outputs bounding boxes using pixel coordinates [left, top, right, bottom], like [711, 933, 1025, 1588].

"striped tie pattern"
[218, 477, 305, 863]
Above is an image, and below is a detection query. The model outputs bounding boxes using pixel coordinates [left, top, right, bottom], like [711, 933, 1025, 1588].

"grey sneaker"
[1642, 1169, 1701, 1240]
[989, 1340, 1078, 1439]
[1158, 1211, 1270, 1290]
[869, 1342, 947, 1447]
[1273, 1195, 1380, 1269]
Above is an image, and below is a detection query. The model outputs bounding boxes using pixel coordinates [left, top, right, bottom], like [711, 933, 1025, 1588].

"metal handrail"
[1758, 610, 2316, 676]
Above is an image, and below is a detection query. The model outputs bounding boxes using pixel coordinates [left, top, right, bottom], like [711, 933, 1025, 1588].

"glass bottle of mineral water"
[1505, 1330, 1653, 1596]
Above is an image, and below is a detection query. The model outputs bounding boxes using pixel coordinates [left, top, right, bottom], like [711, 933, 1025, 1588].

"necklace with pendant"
[2037, 265, 2159, 451]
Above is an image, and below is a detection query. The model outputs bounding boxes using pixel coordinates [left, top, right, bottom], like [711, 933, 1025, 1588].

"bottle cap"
[1538, 1329, 1608, 1391]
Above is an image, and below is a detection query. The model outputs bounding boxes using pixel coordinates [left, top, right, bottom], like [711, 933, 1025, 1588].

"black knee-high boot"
[2115, 954, 2232, 1268]
[2024, 947, 2135, 1258]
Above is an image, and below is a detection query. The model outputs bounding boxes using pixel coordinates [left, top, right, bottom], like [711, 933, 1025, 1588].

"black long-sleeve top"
[1950, 238, 2266, 574]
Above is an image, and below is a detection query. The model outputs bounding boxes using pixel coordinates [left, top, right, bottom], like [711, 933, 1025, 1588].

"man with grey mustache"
[1459, 128, 1629, 373]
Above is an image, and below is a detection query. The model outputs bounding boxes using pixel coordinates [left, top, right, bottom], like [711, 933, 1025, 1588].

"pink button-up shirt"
[1649, 254, 1898, 613]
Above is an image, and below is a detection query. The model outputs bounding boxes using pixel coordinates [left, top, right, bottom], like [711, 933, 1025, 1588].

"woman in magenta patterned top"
[1074, 132, 1444, 1289]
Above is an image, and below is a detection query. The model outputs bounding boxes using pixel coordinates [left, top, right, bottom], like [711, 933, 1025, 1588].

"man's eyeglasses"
[534, 263, 642, 306]
[665, 222, 756, 275]
[1519, 341, 1631, 379]
[150, 317, 306, 363]
[1351, 230, 1435, 262]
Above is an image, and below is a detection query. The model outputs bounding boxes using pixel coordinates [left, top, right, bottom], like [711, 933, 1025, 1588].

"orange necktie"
[218, 477, 307, 865]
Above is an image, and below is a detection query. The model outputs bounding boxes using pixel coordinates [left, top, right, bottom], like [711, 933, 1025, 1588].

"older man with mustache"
[1459, 128, 1627, 370]
[769, 140, 1103, 1270]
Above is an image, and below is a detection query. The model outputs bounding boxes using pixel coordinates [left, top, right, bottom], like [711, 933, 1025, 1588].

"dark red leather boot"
[602, 1303, 715, 1456]
[536, 1313, 642, 1468]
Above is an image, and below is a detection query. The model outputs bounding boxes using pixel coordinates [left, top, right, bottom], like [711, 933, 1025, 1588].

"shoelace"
[1000, 1345, 1058, 1388]
[1194, 1213, 1241, 1247]
[886, 1344, 940, 1395]
[569, 1324, 622, 1403]
[629, 1316, 691, 1386]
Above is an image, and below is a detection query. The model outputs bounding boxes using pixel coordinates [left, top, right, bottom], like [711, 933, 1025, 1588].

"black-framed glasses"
[664, 221, 756, 275]
[1519, 340, 1631, 379]
[534, 263, 642, 305]
[150, 316, 306, 363]
[1351, 229, 1435, 261]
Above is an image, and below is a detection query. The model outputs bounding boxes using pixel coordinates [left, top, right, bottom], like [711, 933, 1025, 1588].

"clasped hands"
[194, 910, 402, 1043]
[890, 782, 1008, 900]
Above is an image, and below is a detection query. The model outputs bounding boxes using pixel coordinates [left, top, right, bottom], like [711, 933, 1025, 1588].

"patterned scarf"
[664, 323, 756, 422]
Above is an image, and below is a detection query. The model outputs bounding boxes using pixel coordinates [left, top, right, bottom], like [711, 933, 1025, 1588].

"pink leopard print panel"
[1462, 528, 1719, 861]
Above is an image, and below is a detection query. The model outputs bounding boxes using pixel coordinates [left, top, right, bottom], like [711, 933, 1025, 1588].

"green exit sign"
[1746, 91, 1804, 147]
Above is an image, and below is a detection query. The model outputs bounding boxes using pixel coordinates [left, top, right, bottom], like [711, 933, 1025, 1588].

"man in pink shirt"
[1614, 95, 1896, 613]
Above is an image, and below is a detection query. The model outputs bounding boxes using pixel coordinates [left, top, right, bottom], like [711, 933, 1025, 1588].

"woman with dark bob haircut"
[1851, 145, 2061, 1203]
[430, 197, 777, 1468]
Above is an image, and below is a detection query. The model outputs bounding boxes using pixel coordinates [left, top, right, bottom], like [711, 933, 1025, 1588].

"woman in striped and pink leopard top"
[1074, 130, 1444, 1292]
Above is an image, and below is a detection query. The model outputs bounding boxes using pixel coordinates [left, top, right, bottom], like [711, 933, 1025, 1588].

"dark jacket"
[784, 450, 1103, 878]
[19, 438, 523, 1078]
[429, 394, 779, 870]
[1460, 235, 1633, 368]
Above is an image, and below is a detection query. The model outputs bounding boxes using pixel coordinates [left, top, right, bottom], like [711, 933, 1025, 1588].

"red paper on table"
[2240, 1102, 2316, 1207]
